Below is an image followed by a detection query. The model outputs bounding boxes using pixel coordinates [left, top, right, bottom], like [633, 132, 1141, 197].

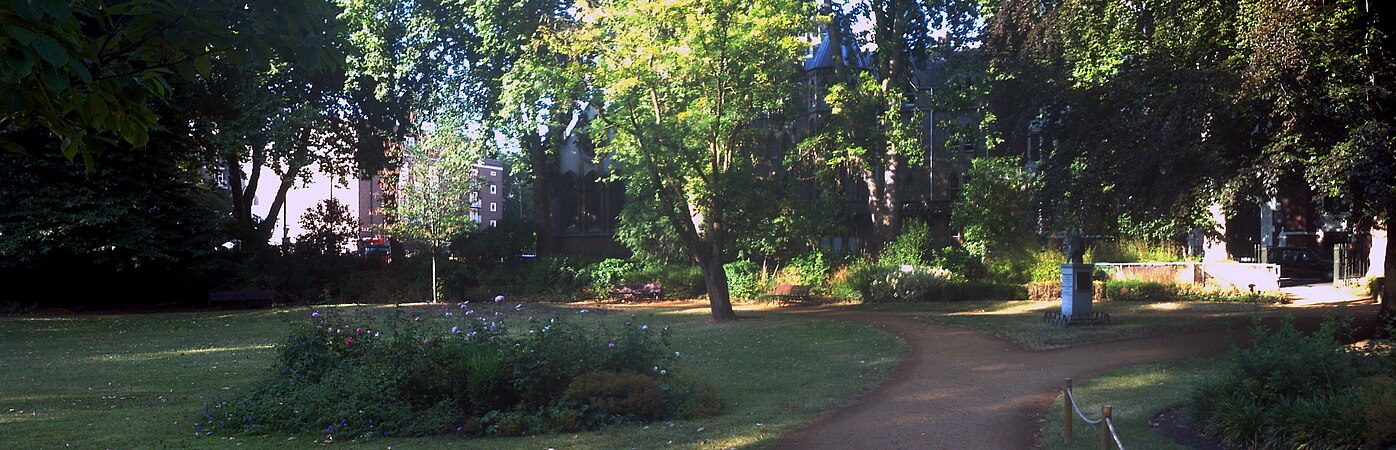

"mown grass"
[854, 300, 1267, 350]
[1037, 357, 1227, 449]
[0, 303, 901, 448]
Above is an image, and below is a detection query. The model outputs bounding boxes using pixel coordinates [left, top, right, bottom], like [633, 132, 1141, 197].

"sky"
[247, 163, 358, 245]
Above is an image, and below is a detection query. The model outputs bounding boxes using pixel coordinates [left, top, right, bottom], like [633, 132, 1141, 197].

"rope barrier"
[1065, 387, 1103, 424]
[1062, 378, 1128, 450]
[1105, 417, 1126, 450]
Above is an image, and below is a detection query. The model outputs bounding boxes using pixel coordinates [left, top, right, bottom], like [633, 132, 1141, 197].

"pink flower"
[345, 337, 354, 346]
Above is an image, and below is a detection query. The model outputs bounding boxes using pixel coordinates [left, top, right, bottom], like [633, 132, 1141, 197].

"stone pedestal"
[1043, 264, 1110, 327]
[1061, 264, 1094, 317]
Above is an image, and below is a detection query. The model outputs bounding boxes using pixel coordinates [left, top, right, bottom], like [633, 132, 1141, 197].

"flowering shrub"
[865, 266, 962, 302]
[198, 303, 720, 439]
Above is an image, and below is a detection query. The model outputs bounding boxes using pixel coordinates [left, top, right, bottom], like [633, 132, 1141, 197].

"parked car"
[1265, 246, 1332, 279]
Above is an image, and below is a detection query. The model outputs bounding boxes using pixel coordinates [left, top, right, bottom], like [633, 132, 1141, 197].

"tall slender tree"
[584, 0, 816, 320]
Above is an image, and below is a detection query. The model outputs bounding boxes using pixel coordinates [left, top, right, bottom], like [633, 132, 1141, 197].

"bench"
[207, 290, 276, 309]
[764, 284, 812, 304]
[609, 283, 663, 301]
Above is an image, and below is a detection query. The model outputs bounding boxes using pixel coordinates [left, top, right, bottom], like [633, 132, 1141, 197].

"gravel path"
[775, 302, 1379, 449]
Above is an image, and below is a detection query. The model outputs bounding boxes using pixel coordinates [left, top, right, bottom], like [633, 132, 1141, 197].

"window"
[489, 220, 497, 228]
[489, 184, 497, 195]
[489, 202, 497, 212]
[490, 170, 497, 177]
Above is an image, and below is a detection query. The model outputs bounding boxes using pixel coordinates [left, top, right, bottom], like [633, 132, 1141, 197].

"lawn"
[1036, 357, 1227, 449]
[855, 300, 1272, 350]
[0, 303, 901, 448]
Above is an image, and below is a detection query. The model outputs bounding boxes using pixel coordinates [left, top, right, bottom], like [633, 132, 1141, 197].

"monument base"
[1042, 310, 1112, 327]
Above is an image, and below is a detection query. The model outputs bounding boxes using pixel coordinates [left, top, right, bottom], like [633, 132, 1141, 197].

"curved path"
[775, 303, 1379, 449]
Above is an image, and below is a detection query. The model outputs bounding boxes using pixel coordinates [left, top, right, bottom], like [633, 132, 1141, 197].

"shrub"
[631, 264, 705, 298]
[584, 258, 640, 296]
[723, 260, 763, 299]
[199, 306, 716, 439]
[865, 266, 961, 302]
[1100, 280, 1285, 303]
[1188, 318, 1391, 449]
[521, 255, 590, 298]
[928, 246, 985, 280]
[784, 252, 831, 289]
[1088, 237, 1187, 262]
[880, 219, 934, 267]
[563, 370, 664, 423]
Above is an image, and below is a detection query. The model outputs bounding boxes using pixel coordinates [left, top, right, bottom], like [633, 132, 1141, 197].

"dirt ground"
[773, 301, 1381, 449]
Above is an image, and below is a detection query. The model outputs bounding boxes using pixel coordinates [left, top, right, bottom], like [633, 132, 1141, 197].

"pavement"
[773, 287, 1379, 449]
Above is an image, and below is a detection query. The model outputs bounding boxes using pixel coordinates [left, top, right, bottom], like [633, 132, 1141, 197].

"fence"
[1062, 378, 1126, 450]
[1334, 246, 1371, 286]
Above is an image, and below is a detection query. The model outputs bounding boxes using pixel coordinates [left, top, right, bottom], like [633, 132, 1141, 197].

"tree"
[1234, 0, 1395, 315]
[338, 0, 485, 260]
[1, 0, 344, 161]
[951, 156, 1038, 258]
[296, 198, 359, 255]
[386, 120, 483, 302]
[476, 0, 589, 257]
[585, 0, 816, 321]
[179, 60, 355, 250]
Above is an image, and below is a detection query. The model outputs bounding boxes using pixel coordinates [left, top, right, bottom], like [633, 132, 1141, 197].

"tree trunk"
[528, 136, 555, 256]
[698, 252, 738, 321]
[1383, 221, 1394, 320]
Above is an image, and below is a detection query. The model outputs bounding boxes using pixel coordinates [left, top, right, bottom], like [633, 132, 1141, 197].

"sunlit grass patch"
[1038, 357, 1226, 450]
[1, 304, 900, 449]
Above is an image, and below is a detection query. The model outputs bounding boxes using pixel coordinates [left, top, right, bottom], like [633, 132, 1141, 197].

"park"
[2, 0, 1394, 448]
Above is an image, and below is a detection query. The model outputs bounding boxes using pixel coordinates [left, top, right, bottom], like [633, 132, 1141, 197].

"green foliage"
[630, 264, 706, 299]
[583, 258, 641, 296]
[1088, 238, 1187, 263]
[880, 219, 934, 267]
[1189, 318, 1395, 449]
[448, 218, 537, 272]
[0, 0, 345, 159]
[0, 144, 228, 306]
[1100, 280, 1285, 303]
[783, 252, 832, 290]
[952, 157, 1039, 258]
[865, 266, 962, 302]
[586, 0, 817, 318]
[723, 260, 763, 300]
[200, 307, 717, 438]
[521, 256, 590, 298]
[983, 246, 1061, 284]
[927, 246, 987, 281]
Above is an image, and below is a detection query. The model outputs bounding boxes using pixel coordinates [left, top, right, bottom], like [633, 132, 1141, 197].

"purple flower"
[494, 295, 505, 303]
[355, 327, 362, 334]
[311, 311, 320, 318]
[451, 326, 460, 334]
[445, 312, 454, 317]
[422, 337, 430, 344]
[514, 303, 522, 311]
[413, 316, 421, 322]
[607, 342, 617, 349]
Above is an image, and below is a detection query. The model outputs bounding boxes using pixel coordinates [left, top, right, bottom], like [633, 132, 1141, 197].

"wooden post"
[1100, 404, 1113, 450]
[1064, 378, 1073, 441]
